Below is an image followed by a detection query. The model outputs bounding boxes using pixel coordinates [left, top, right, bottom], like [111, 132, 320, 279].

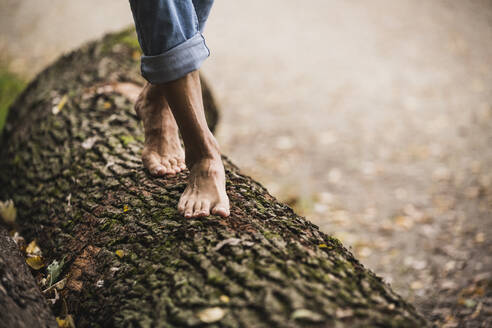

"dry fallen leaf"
[291, 309, 324, 322]
[81, 137, 98, 150]
[197, 307, 226, 323]
[0, 199, 16, 225]
[26, 256, 45, 270]
[52, 94, 68, 115]
[56, 315, 75, 328]
[11, 231, 25, 246]
[26, 240, 42, 256]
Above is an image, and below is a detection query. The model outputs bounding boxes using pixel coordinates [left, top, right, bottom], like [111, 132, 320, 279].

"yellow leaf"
[56, 315, 75, 328]
[0, 199, 16, 225]
[219, 295, 230, 303]
[26, 240, 42, 256]
[103, 101, 112, 109]
[318, 244, 328, 248]
[26, 256, 44, 270]
[123, 205, 129, 212]
[115, 250, 125, 258]
[52, 95, 68, 115]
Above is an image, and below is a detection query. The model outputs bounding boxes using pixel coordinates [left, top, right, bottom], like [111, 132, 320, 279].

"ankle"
[186, 153, 221, 167]
[185, 135, 221, 167]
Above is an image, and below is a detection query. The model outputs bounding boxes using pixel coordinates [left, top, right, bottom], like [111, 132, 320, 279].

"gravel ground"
[1, 1, 491, 327]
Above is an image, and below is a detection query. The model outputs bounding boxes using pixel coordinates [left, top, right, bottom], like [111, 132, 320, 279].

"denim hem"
[140, 33, 210, 84]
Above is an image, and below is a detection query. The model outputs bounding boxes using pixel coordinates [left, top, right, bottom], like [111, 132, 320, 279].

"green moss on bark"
[0, 67, 26, 132]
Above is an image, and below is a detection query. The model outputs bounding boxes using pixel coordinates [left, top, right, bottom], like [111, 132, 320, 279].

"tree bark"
[0, 225, 58, 328]
[0, 28, 428, 328]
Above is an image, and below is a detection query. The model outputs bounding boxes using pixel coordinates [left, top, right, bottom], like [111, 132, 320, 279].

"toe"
[161, 161, 174, 175]
[151, 165, 166, 176]
[199, 200, 211, 217]
[211, 198, 230, 217]
[178, 197, 187, 214]
[171, 162, 182, 174]
[143, 152, 167, 176]
[184, 200, 194, 218]
[211, 207, 229, 217]
[178, 160, 186, 171]
[192, 201, 204, 218]
[168, 160, 179, 173]
[167, 158, 180, 174]
[142, 150, 165, 175]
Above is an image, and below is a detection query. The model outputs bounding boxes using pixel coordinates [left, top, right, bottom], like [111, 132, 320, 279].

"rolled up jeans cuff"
[140, 33, 210, 84]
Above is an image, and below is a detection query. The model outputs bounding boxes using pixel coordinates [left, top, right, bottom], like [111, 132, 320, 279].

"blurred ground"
[1, 0, 491, 327]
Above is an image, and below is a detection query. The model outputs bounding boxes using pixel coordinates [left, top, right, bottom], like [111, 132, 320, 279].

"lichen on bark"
[0, 28, 428, 327]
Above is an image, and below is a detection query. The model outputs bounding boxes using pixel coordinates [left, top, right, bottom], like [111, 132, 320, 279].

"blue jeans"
[129, 0, 214, 84]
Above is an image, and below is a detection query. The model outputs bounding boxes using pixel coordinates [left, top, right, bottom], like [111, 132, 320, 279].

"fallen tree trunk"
[0, 225, 58, 328]
[0, 28, 428, 327]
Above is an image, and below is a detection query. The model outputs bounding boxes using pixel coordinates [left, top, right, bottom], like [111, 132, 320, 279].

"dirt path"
[1, 0, 491, 326]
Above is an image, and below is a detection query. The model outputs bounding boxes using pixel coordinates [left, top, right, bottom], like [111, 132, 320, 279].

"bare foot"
[178, 155, 230, 218]
[135, 83, 186, 176]
[156, 71, 230, 218]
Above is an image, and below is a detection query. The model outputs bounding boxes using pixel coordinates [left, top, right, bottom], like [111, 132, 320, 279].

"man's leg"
[136, 73, 229, 218]
[129, 0, 229, 217]
[129, 0, 209, 177]
[134, 84, 185, 175]
[160, 71, 229, 218]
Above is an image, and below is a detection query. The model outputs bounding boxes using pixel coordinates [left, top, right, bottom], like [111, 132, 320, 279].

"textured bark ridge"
[0, 226, 58, 328]
[0, 29, 428, 327]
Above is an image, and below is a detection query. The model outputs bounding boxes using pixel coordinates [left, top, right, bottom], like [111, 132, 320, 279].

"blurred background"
[1, 0, 491, 326]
